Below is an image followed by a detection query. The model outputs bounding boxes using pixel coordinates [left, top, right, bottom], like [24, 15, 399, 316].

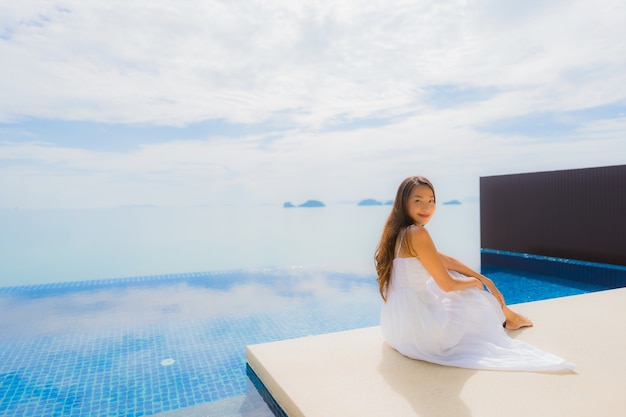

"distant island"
[358, 199, 383, 206]
[357, 199, 393, 206]
[284, 200, 325, 208]
[442, 199, 462, 205]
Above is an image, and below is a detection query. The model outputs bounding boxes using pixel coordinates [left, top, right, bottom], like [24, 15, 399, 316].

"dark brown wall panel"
[480, 165, 626, 266]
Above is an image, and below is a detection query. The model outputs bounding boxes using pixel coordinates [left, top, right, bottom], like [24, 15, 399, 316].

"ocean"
[0, 202, 480, 287]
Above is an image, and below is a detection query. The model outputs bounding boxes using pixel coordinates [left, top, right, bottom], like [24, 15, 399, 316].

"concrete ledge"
[247, 287, 626, 417]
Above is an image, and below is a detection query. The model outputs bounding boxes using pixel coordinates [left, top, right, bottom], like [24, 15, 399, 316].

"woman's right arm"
[408, 226, 483, 292]
[439, 252, 505, 307]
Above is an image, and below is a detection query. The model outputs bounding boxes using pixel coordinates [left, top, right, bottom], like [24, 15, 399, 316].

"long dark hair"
[374, 176, 436, 301]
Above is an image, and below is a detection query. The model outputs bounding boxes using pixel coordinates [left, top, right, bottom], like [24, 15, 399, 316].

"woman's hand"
[483, 280, 506, 308]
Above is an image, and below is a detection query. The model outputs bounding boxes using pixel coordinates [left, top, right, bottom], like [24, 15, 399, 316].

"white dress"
[380, 229, 576, 371]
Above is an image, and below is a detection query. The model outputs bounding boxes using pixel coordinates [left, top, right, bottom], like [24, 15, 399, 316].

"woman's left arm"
[438, 252, 506, 308]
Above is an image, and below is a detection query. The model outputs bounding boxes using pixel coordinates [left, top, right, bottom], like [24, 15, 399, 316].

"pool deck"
[246, 287, 626, 417]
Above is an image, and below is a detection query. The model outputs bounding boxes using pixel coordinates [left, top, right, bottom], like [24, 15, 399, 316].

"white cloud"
[2, 111, 623, 209]
[1, 0, 623, 125]
[0, 0, 625, 209]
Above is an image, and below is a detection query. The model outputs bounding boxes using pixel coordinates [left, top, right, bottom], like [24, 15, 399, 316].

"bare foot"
[503, 306, 534, 330]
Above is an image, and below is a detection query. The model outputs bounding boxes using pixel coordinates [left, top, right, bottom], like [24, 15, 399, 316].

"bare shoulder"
[406, 225, 433, 246]
[398, 226, 437, 258]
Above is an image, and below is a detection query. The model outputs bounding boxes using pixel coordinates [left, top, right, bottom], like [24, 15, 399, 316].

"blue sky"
[1, 0, 625, 209]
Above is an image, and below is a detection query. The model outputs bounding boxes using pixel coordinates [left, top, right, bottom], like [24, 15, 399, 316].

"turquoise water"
[0, 268, 380, 417]
[485, 268, 607, 303]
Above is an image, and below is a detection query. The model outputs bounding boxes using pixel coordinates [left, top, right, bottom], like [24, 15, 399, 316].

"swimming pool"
[0, 266, 610, 417]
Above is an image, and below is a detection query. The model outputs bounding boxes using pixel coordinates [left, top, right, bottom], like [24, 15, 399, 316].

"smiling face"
[406, 184, 436, 226]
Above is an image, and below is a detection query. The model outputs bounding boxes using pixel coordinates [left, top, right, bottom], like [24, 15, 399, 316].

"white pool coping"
[246, 287, 626, 417]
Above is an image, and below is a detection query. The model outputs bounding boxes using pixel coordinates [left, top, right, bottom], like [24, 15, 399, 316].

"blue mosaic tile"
[0, 268, 382, 416]
[481, 249, 626, 288]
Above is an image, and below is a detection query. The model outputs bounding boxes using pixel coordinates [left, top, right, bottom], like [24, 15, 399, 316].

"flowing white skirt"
[380, 258, 575, 371]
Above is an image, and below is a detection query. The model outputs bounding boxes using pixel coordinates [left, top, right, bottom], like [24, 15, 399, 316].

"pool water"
[484, 267, 608, 304]
[0, 266, 610, 417]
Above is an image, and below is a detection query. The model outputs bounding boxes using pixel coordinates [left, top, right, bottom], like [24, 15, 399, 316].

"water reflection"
[0, 267, 380, 339]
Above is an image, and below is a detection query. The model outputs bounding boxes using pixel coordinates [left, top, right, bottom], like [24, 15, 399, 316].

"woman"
[375, 176, 575, 371]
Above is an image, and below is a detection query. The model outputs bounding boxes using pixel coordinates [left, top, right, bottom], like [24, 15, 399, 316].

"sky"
[1, 0, 625, 209]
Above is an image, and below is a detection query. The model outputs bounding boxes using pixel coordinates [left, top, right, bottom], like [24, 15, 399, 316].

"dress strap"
[396, 227, 408, 257]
